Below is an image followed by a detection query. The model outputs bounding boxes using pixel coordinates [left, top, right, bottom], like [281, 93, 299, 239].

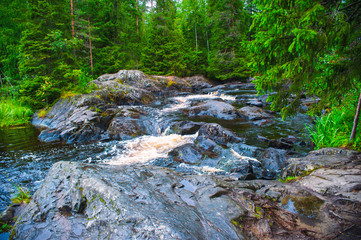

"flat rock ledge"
[9, 149, 361, 240]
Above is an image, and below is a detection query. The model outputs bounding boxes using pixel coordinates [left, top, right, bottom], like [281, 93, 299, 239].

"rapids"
[0, 83, 312, 212]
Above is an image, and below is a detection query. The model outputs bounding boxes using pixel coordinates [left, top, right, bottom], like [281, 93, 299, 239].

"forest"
[0, 0, 360, 150]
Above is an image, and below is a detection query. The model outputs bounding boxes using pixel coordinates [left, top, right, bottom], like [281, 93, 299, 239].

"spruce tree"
[19, 0, 76, 108]
[141, 0, 185, 76]
[207, 0, 252, 81]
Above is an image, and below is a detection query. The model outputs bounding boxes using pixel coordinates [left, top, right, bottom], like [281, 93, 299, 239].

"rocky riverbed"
[1, 70, 360, 239]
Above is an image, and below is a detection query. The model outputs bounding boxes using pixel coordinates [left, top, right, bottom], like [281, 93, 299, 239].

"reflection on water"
[0, 125, 41, 152]
[281, 195, 324, 219]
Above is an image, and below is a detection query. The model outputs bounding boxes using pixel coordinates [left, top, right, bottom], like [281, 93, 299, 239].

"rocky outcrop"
[11, 151, 361, 239]
[12, 162, 246, 240]
[32, 70, 213, 144]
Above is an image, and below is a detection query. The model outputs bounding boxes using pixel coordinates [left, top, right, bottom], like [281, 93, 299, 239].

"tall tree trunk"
[206, 29, 210, 60]
[151, 0, 153, 14]
[114, 0, 119, 43]
[71, 0, 76, 58]
[350, 91, 361, 141]
[136, 0, 139, 34]
[88, 16, 93, 75]
[195, 20, 198, 52]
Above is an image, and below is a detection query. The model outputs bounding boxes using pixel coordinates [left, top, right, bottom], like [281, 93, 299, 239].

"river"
[0, 83, 313, 212]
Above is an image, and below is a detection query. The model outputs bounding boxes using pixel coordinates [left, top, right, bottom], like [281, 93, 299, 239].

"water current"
[0, 84, 313, 212]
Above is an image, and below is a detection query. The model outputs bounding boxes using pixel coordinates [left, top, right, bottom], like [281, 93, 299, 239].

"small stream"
[0, 84, 313, 212]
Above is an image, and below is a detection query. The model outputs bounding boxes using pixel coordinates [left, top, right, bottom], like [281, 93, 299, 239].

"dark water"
[0, 85, 313, 212]
[0, 126, 106, 212]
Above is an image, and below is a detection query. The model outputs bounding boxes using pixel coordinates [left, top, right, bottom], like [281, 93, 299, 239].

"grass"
[0, 98, 33, 127]
[11, 186, 31, 205]
[306, 106, 361, 151]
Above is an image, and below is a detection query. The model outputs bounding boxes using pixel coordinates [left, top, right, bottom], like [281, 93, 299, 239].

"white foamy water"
[106, 133, 197, 165]
[162, 92, 236, 112]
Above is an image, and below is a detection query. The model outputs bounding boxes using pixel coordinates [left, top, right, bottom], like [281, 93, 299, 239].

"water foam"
[106, 133, 197, 165]
[162, 92, 236, 112]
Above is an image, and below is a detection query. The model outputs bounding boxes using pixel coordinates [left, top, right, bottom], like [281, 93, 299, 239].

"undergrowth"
[0, 98, 33, 126]
[306, 106, 361, 151]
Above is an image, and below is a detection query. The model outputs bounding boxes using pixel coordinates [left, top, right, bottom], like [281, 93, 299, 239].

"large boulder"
[182, 100, 239, 120]
[196, 123, 243, 146]
[12, 162, 246, 240]
[33, 70, 214, 144]
[238, 106, 273, 121]
[282, 148, 361, 202]
[11, 158, 361, 239]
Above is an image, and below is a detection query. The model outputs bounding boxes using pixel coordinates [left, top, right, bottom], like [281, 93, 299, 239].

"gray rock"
[12, 156, 361, 239]
[238, 106, 273, 121]
[172, 121, 205, 135]
[196, 123, 243, 146]
[182, 100, 239, 120]
[32, 70, 213, 144]
[13, 162, 246, 240]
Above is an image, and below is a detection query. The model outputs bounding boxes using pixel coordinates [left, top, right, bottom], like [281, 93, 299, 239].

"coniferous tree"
[207, 0, 252, 81]
[179, 0, 209, 76]
[0, 0, 25, 84]
[18, 0, 77, 108]
[141, 0, 186, 76]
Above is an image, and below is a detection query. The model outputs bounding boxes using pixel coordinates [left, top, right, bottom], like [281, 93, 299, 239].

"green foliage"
[207, 0, 252, 81]
[11, 186, 31, 205]
[141, 0, 186, 76]
[307, 105, 361, 151]
[0, 98, 33, 126]
[250, 0, 361, 120]
[1, 223, 11, 233]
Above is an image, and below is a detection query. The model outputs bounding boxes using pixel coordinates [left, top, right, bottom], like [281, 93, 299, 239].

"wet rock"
[238, 106, 273, 121]
[257, 136, 298, 150]
[13, 160, 361, 239]
[13, 161, 246, 240]
[183, 76, 213, 91]
[106, 108, 153, 140]
[253, 119, 274, 127]
[169, 143, 204, 164]
[172, 121, 205, 135]
[282, 148, 361, 178]
[196, 123, 243, 146]
[38, 129, 61, 142]
[258, 148, 288, 179]
[246, 99, 263, 107]
[182, 100, 239, 120]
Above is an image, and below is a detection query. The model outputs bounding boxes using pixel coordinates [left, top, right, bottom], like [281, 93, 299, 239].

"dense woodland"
[0, 0, 360, 149]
